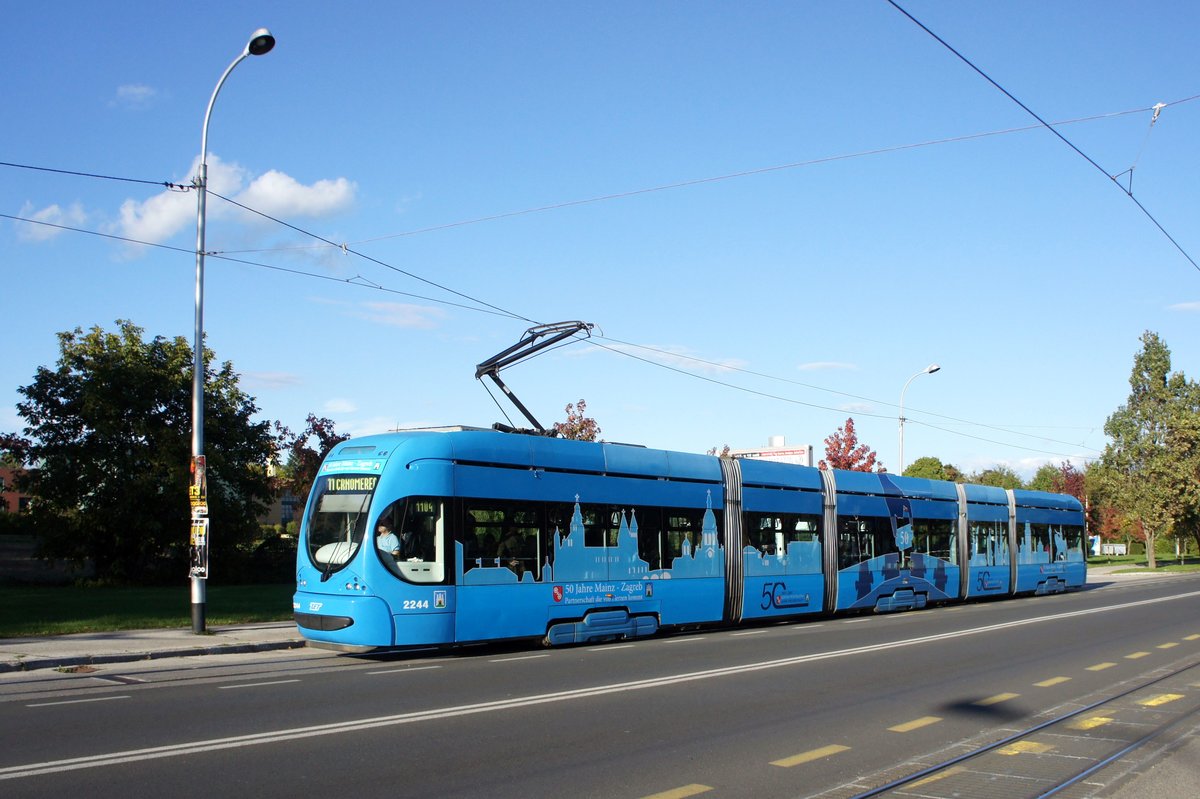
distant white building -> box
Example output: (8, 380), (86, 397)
(729, 435), (814, 467)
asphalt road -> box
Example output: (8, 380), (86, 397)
(2, 574), (1198, 798)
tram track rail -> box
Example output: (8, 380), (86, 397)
(842, 656), (1200, 799)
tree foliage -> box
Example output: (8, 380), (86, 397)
(553, 399), (601, 441)
(2, 321), (278, 583)
(1093, 331), (1200, 568)
(276, 414), (349, 513)
(819, 417), (884, 472)
(970, 465), (1024, 490)
(902, 456), (962, 481)
(1027, 463), (1061, 493)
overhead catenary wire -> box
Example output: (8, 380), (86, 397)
(0, 212), (521, 319)
(886, 0), (1200, 275)
(0, 204), (1103, 462)
(8, 84), (1184, 459)
(591, 334), (1104, 455)
(200, 102), (1195, 256)
(205, 189), (535, 324)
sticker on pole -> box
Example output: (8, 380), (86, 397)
(190, 517), (210, 578)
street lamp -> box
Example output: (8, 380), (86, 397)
(190, 28), (275, 634)
(898, 363), (940, 475)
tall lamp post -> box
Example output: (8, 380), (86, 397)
(190, 28), (275, 634)
(898, 363), (941, 475)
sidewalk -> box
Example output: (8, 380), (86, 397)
(0, 621), (306, 673)
(0, 565), (1169, 673)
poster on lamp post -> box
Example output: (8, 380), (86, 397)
(189, 456), (209, 578)
(189, 517), (209, 578)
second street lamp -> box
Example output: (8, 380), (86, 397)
(189, 28), (276, 635)
(897, 363), (940, 474)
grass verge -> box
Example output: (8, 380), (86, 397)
(0, 584), (293, 638)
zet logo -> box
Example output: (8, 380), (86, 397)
(552, 585), (564, 603)
(308, 602), (324, 612)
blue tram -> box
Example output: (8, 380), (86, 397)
(293, 428), (1086, 651)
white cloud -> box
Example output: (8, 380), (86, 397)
(238, 171), (356, 219)
(1168, 301), (1200, 312)
(324, 398), (359, 415)
(338, 417), (440, 438)
(839, 402), (874, 414)
(111, 154), (355, 249)
(114, 181), (197, 245)
(243, 371), (303, 390)
(112, 84), (159, 109)
(353, 301), (447, 329)
(16, 201), (87, 241)
(798, 361), (858, 371)
(577, 342), (745, 374)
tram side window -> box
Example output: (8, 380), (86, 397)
(627, 506), (664, 571)
(969, 521), (1006, 566)
(577, 504), (610, 548)
(837, 516), (894, 570)
(663, 507), (707, 566)
(744, 512), (822, 559)
(462, 501), (545, 580)
(1061, 524), (1085, 561)
(912, 519), (955, 563)
(375, 497), (446, 583)
(1025, 523), (1052, 564)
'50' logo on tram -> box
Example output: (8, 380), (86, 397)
(760, 582), (811, 610)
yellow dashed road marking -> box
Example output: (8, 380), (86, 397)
(998, 740), (1054, 756)
(889, 716), (942, 732)
(1068, 716), (1113, 730)
(1126, 652), (1151, 659)
(1035, 676), (1070, 687)
(1184, 634), (1199, 641)
(1157, 642), (1179, 650)
(974, 692), (1019, 706)
(641, 785), (713, 799)
(908, 766), (966, 787)
(1139, 693), (1185, 707)
(1087, 662), (1117, 671)
(771, 744), (851, 768)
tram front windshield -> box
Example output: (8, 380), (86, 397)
(305, 473), (378, 574)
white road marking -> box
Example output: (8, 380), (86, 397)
(217, 680), (301, 690)
(366, 665), (443, 675)
(27, 696), (130, 708)
(5, 589), (1198, 781)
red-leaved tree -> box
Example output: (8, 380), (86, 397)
(553, 399), (601, 441)
(819, 417), (885, 472)
(276, 414), (350, 512)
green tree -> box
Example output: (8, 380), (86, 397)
(903, 455), (963, 481)
(970, 465), (1024, 490)
(2, 321), (277, 583)
(1165, 378), (1200, 555)
(1027, 463), (1061, 493)
(553, 399), (601, 441)
(819, 417), (884, 472)
(1094, 331), (1199, 568)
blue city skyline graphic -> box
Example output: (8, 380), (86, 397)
(458, 493), (723, 586)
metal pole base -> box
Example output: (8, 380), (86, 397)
(190, 576), (207, 634)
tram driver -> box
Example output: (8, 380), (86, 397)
(376, 521), (400, 557)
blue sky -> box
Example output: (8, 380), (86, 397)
(3, 1), (1198, 478)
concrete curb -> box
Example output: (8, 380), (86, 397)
(0, 638), (307, 674)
